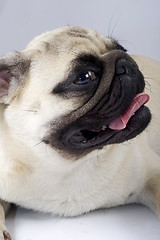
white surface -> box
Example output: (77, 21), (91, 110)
(6, 205), (160, 240)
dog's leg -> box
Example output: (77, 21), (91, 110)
(0, 201), (11, 240)
(146, 174), (160, 217)
(139, 174), (160, 217)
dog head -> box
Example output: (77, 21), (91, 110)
(0, 26), (151, 159)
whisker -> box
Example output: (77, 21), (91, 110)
(139, 68), (154, 80)
(144, 80), (152, 93)
(33, 141), (43, 148)
(144, 77), (151, 79)
(107, 8), (120, 38)
(110, 16), (120, 39)
(22, 109), (38, 113)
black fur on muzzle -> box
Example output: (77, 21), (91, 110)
(43, 50), (151, 157)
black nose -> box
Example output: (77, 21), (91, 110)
(115, 58), (131, 76)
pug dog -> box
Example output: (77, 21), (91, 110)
(0, 26), (160, 239)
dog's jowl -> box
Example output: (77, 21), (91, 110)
(0, 26), (160, 239)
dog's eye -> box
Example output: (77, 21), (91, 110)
(74, 71), (96, 85)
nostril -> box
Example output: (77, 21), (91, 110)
(115, 65), (126, 75)
(115, 59), (130, 76)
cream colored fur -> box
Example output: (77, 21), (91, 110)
(0, 27), (160, 239)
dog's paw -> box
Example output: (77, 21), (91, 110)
(0, 201), (11, 240)
(0, 229), (11, 240)
(0, 224), (10, 240)
(0, 231), (11, 240)
(3, 231), (11, 240)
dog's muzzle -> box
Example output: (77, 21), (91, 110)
(44, 50), (151, 156)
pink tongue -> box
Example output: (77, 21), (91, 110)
(109, 93), (150, 130)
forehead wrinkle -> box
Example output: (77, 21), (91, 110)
(25, 27), (112, 58)
(57, 31), (109, 55)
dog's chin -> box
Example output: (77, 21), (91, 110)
(62, 105), (151, 151)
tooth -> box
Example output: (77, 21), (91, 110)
(102, 125), (107, 131)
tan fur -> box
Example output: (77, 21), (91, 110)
(145, 175), (160, 216)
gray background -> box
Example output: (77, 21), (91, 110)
(0, 0), (160, 61)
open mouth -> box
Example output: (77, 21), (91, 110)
(68, 93), (150, 148)
(46, 51), (152, 155)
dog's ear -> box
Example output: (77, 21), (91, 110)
(0, 53), (30, 104)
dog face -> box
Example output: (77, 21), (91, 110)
(0, 27), (151, 159)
